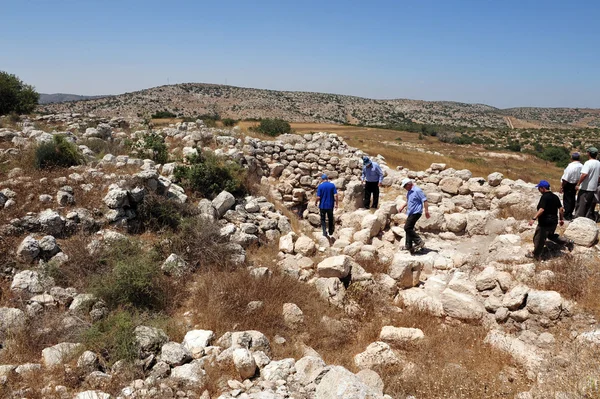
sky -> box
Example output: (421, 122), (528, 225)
(1, 0), (599, 108)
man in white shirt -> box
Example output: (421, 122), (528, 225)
(560, 152), (582, 220)
(576, 147), (600, 219)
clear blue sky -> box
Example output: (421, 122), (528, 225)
(2, 0), (598, 108)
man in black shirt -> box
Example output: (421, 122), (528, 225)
(527, 180), (574, 260)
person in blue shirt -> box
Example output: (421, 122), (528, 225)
(399, 178), (430, 253)
(315, 174), (338, 237)
(361, 156), (384, 209)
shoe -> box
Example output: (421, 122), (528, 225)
(566, 240), (575, 252)
(525, 252), (534, 259)
(413, 241), (425, 252)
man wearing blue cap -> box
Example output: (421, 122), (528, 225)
(560, 152), (582, 220)
(527, 180), (573, 259)
(361, 156), (384, 209)
(315, 174), (338, 238)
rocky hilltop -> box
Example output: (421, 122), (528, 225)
(38, 84), (600, 128)
(1, 113), (600, 398)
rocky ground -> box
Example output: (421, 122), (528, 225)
(37, 84), (600, 128)
(1, 113), (600, 398)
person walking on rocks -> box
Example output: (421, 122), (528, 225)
(527, 180), (574, 260)
(361, 156), (384, 209)
(399, 178), (430, 253)
(315, 174), (338, 238)
(575, 147), (600, 220)
(560, 152), (582, 220)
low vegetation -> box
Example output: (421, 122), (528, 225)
(256, 118), (291, 136)
(174, 153), (247, 199)
(130, 132), (168, 164)
(35, 134), (83, 169)
(0, 71), (39, 115)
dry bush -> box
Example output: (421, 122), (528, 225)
(186, 267), (344, 360)
(537, 255), (600, 318)
(377, 310), (530, 398)
(79, 138), (130, 158)
(0, 309), (83, 365)
(50, 234), (107, 290)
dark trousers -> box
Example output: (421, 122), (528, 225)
(364, 181), (379, 209)
(320, 208), (334, 236)
(404, 213), (423, 249)
(563, 182), (577, 219)
(533, 223), (568, 258)
(576, 190), (596, 220)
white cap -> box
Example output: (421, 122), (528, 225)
(401, 178), (412, 187)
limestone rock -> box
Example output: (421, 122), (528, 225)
(379, 326), (424, 346)
(159, 342), (192, 366)
(0, 307), (26, 338)
(295, 356), (326, 385)
(42, 342), (83, 367)
(212, 191), (236, 217)
(564, 217), (599, 246)
(316, 366), (385, 399)
(502, 285), (529, 310)
(135, 326), (168, 354)
(439, 177), (463, 195)
(389, 253), (422, 288)
(171, 360), (206, 385)
(317, 255), (352, 279)
(487, 172), (504, 187)
(11, 270), (54, 293)
(526, 290), (563, 320)
(182, 330), (214, 356)
(354, 341), (401, 370)
(441, 289), (486, 321)
(445, 213), (467, 233)
(232, 348), (257, 380)
(295, 235), (316, 256)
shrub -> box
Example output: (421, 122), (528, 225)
(134, 193), (197, 232)
(257, 118), (291, 136)
(538, 145), (570, 168)
(35, 134), (83, 169)
(82, 310), (139, 365)
(132, 132), (168, 164)
(151, 110), (176, 118)
(91, 240), (167, 311)
(222, 118), (237, 127)
(174, 153), (246, 199)
(0, 71), (39, 115)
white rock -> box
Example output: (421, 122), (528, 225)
(475, 266), (497, 291)
(232, 348), (257, 380)
(74, 391), (111, 399)
(11, 270), (54, 293)
(279, 232), (296, 254)
(212, 191), (236, 217)
(444, 213), (467, 233)
(295, 356), (326, 385)
(439, 177), (463, 195)
(354, 341), (401, 370)
(526, 290), (563, 320)
(441, 289), (486, 321)
(388, 253), (422, 288)
(564, 217), (599, 246)
(16, 235), (40, 263)
(171, 361), (206, 385)
(316, 366), (384, 399)
(502, 285), (529, 310)
(0, 307), (26, 337)
(283, 303), (304, 328)
(487, 172), (504, 187)
(159, 342), (192, 366)
(135, 326), (168, 354)
(295, 235), (316, 256)
(262, 358), (295, 381)
(42, 342), (83, 367)
(379, 326), (424, 346)
(161, 253), (189, 277)
(317, 255), (352, 279)
(182, 330), (214, 356)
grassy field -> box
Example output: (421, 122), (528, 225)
(238, 121), (564, 185)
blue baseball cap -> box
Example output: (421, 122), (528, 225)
(321, 174), (328, 180)
(535, 180), (550, 189)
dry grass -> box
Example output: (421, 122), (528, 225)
(536, 255), (600, 319)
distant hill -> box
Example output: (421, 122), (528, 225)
(37, 84), (600, 129)
(39, 93), (110, 104)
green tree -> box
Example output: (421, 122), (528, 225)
(257, 118), (291, 136)
(0, 71), (39, 115)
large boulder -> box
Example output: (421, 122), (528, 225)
(212, 191), (236, 217)
(182, 330), (214, 357)
(439, 177), (463, 195)
(317, 255), (352, 279)
(361, 214), (382, 238)
(158, 342), (192, 366)
(466, 211), (490, 236)
(171, 360), (206, 385)
(295, 235), (316, 256)
(42, 342), (83, 367)
(232, 348), (257, 380)
(16, 236), (40, 263)
(487, 172), (504, 187)
(342, 181), (365, 211)
(564, 217), (599, 246)
(354, 341), (401, 370)
(441, 289), (486, 321)
(445, 213), (467, 233)
(11, 270), (54, 293)
(526, 290), (563, 320)
(418, 211), (445, 232)
(295, 356), (326, 385)
(314, 277), (346, 307)
(316, 366), (385, 399)
(388, 253), (422, 288)
(134, 326), (168, 355)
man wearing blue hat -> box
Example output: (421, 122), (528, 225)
(361, 156), (384, 209)
(560, 152), (582, 221)
(315, 174), (338, 238)
(527, 180), (573, 259)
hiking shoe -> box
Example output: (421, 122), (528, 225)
(566, 239), (575, 252)
(525, 252), (540, 260)
(413, 241), (425, 252)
